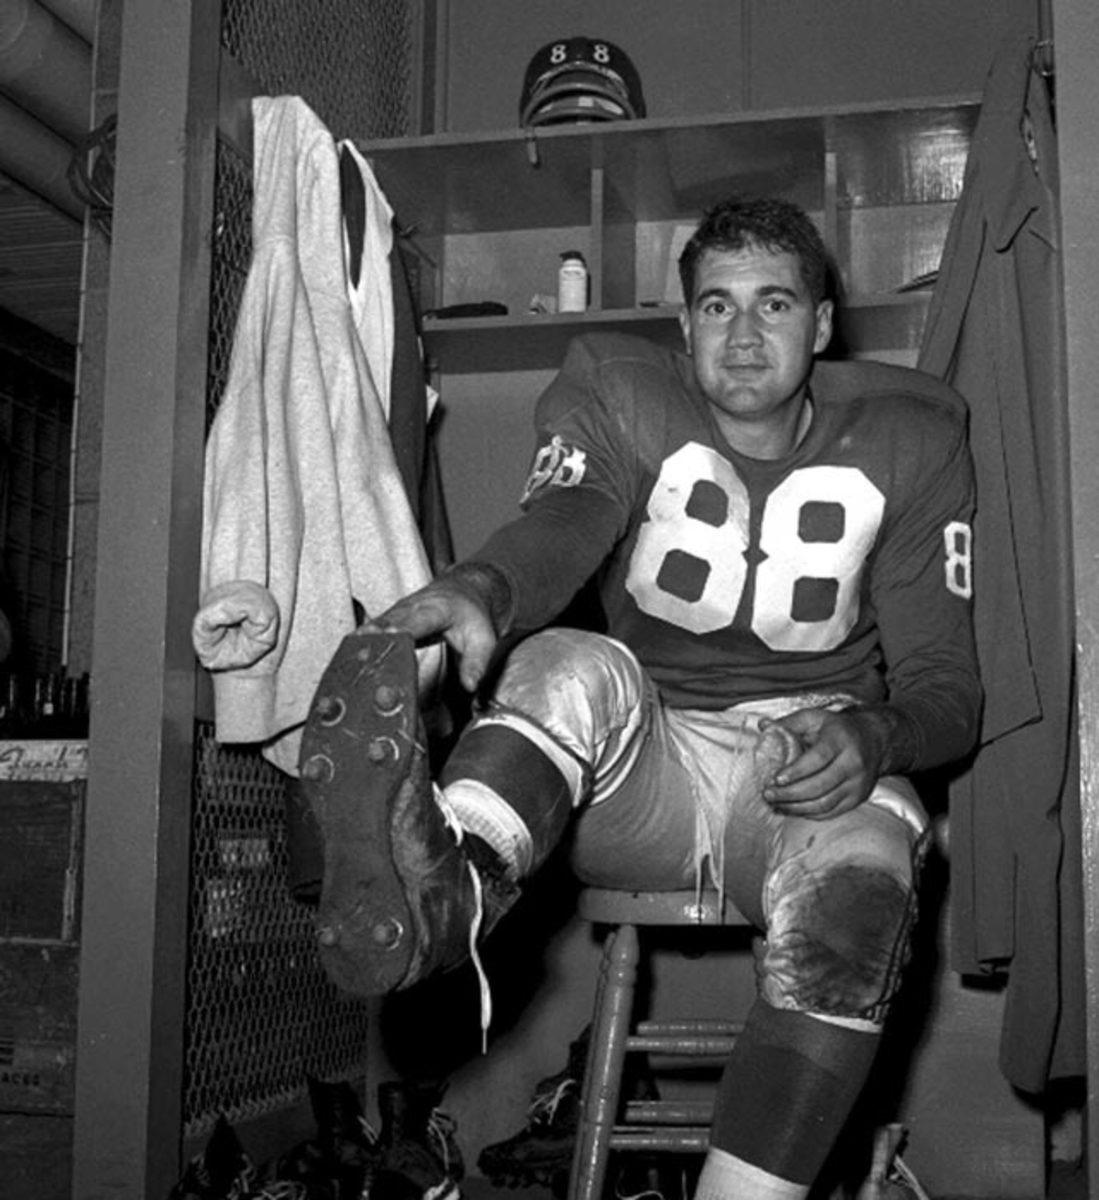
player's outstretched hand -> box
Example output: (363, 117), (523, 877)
(368, 577), (498, 693)
(760, 707), (887, 819)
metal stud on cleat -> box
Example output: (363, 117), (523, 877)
(371, 917), (404, 949)
(301, 753), (334, 782)
(314, 694), (346, 725)
(373, 683), (403, 715)
(366, 735), (400, 765)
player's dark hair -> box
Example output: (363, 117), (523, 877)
(678, 196), (830, 305)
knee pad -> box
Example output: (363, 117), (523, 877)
(496, 628), (641, 704)
(492, 629), (647, 756)
(759, 861), (918, 1023)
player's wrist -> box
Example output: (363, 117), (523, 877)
(441, 561), (516, 637)
(842, 703), (922, 776)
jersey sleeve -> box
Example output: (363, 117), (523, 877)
(471, 336), (650, 632)
(870, 403), (982, 769)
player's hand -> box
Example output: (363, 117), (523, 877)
(367, 578), (498, 693)
(760, 707), (887, 820)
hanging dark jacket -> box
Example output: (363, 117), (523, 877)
(918, 33), (1084, 1093)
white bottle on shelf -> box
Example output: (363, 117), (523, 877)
(557, 250), (588, 313)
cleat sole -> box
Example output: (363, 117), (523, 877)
(299, 630), (422, 994)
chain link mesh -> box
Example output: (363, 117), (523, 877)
(206, 137), (252, 428)
(221, 0), (416, 140)
(185, 0), (419, 1140)
(184, 726), (371, 1138)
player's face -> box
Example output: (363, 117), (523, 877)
(680, 244), (833, 456)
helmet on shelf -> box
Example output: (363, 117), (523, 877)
(519, 37), (646, 127)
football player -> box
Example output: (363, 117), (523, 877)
(300, 195), (981, 1200)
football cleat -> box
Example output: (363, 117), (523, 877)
(478, 1026), (675, 1199)
(477, 1028), (587, 1194)
(299, 630), (515, 996)
(371, 1080), (464, 1200)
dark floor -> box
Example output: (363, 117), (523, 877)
(463, 1179), (555, 1200)
(457, 1165), (1064, 1200)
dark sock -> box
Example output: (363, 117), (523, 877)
(442, 723), (573, 865)
(710, 1000), (881, 1185)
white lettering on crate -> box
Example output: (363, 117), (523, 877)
(0, 741), (87, 782)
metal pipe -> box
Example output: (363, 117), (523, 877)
(0, 91), (84, 221)
(0, 0), (92, 143)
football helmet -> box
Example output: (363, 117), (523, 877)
(519, 37), (646, 127)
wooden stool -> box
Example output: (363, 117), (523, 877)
(567, 888), (753, 1200)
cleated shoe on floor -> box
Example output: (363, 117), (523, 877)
(477, 1075), (578, 1194)
(299, 630), (516, 996)
(478, 1025), (673, 1199)
(371, 1080), (464, 1200)
(477, 1026), (590, 1192)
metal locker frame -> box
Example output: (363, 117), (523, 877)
(1053, 0), (1099, 1182)
(72, 2), (221, 1195)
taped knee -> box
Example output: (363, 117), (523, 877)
(760, 862), (918, 1023)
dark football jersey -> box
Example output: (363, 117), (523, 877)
(475, 333), (980, 768)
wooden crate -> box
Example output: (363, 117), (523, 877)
(0, 778), (83, 943)
(0, 1112), (73, 1199)
(0, 741), (86, 1120)
(0, 943), (80, 1113)
(0, 740), (87, 784)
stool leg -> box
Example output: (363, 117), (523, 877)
(569, 923), (640, 1200)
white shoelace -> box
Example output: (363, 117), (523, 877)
(426, 1107), (460, 1174)
(890, 1155), (932, 1200)
(527, 1076), (577, 1125)
(434, 786), (493, 1049)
